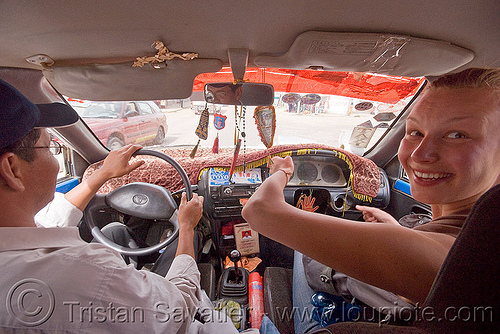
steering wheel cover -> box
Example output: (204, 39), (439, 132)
(84, 149), (192, 256)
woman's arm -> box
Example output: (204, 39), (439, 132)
(241, 157), (455, 303)
(356, 205), (400, 225)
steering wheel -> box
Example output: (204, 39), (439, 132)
(83, 149), (193, 257)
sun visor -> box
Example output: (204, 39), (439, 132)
(43, 59), (222, 101)
(254, 31), (474, 77)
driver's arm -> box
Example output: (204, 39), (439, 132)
(35, 144), (144, 228)
(64, 144), (144, 211)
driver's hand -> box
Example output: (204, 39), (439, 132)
(178, 192), (204, 231)
(100, 144), (145, 180)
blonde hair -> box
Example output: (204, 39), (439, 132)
(429, 68), (500, 92)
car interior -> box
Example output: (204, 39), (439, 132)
(1, 0), (498, 333)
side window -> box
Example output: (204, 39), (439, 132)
(125, 102), (139, 117)
(394, 167), (411, 196)
(400, 169), (409, 182)
(126, 102), (137, 112)
(137, 102), (154, 115)
(48, 130), (72, 181)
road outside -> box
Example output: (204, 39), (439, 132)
(160, 106), (382, 153)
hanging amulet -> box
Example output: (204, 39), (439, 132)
(253, 105), (276, 148)
(195, 107), (209, 140)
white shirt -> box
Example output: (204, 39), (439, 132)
(0, 226), (202, 333)
(35, 192), (83, 228)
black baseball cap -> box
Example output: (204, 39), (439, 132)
(0, 79), (79, 149)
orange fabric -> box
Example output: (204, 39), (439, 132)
(193, 68), (424, 104)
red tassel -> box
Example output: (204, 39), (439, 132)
(229, 139), (242, 181)
(212, 134), (219, 153)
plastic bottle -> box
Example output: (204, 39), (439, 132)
(248, 272), (264, 329)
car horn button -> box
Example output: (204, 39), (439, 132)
(132, 194), (149, 205)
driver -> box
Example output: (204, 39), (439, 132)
(207, 83), (243, 105)
(0, 79), (228, 333)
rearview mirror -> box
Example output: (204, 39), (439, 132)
(204, 82), (274, 106)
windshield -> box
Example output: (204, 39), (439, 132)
(75, 102), (122, 119)
(66, 68), (425, 154)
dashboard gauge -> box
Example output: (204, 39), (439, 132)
(321, 164), (341, 184)
(296, 162), (318, 183)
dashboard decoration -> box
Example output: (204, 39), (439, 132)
(212, 113), (227, 153)
(253, 105), (276, 149)
(294, 189), (330, 214)
(85, 144), (380, 202)
(190, 107), (209, 158)
(296, 193), (319, 212)
(234, 222), (260, 256)
(209, 167), (262, 185)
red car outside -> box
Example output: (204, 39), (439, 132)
(73, 101), (168, 150)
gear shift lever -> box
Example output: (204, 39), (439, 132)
(230, 249), (242, 282)
(218, 249), (248, 305)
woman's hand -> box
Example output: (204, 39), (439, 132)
(356, 205), (400, 226)
(269, 156), (294, 182)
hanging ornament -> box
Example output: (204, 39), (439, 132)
(230, 104), (246, 181)
(190, 107), (209, 158)
(212, 134), (219, 153)
(254, 105), (276, 148)
(234, 105), (239, 145)
(229, 139), (242, 181)
(212, 113), (227, 154)
(214, 113), (227, 131)
(254, 105), (276, 165)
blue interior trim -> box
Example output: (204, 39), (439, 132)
(394, 179), (411, 196)
(56, 178), (79, 194)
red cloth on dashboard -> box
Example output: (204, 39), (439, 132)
(83, 144), (380, 197)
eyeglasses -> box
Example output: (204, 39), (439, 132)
(19, 140), (64, 155)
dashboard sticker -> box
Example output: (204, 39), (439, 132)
(209, 167), (262, 185)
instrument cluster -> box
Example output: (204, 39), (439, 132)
(288, 157), (348, 187)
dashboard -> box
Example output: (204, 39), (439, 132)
(289, 156), (347, 187)
(196, 149), (390, 258)
(198, 150), (390, 216)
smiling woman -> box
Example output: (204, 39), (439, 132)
(241, 68), (500, 332)
(398, 70), (500, 216)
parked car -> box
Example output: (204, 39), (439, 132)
(72, 100), (168, 150)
